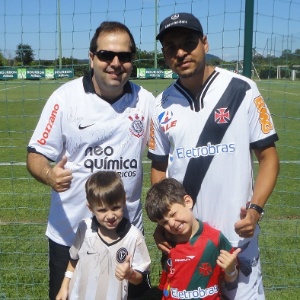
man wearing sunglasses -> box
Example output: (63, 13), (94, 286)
(27, 21), (154, 299)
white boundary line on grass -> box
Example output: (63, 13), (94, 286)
(0, 160), (300, 166)
(0, 85), (25, 92)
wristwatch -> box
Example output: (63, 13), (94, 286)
(246, 203), (264, 221)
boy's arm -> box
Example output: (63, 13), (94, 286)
(55, 260), (77, 300)
(217, 248), (241, 282)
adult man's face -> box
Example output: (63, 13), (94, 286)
(90, 30), (133, 100)
(161, 28), (208, 79)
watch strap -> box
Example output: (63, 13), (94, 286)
(246, 203), (264, 214)
(247, 203), (264, 221)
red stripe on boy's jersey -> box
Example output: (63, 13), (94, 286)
(161, 222), (229, 299)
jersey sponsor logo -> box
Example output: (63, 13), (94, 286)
(78, 123), (95, 130)
(84, 145), (137, 178)
(174, 255), (195, 262)
(158, 110), (177, 132)
(148, 119), (156, 150)
(116, 247), (128, 263)
(254, 95), (273, 134)
(214, 107), (230, 124)
(163, 284), (171, 298)
(37, 103), (59, 145)
(128, 113), (145, 138)
(169, 285), (219, 299)
(199, 262), (213, 276)
(159, 110), (173, 124)
(176, 142), (235, 159)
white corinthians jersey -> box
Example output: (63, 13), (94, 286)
(69, 217), (151, 300)
(28, 72), (155, 246)
(148, 67), (278, 246)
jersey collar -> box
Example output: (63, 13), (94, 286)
(174, 69), (219, 111)
(91, 215), (132, 239)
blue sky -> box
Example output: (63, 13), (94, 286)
(0, 0), (300, 62)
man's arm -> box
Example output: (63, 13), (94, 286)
(235, 144), (279, 237)
(252, 144), (280, 208)
(27, 152), (73, 193)
(27, 152), (53, 185)
(150, 160), (168, 184)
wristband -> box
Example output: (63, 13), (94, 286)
(225, 266), (237, 277)
(65, 271), (73, 279)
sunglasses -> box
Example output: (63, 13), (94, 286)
(93, 50), (133, 63)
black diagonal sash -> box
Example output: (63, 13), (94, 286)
(182, 78), (251, 203)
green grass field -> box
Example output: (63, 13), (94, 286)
(0, 77), (299, 299)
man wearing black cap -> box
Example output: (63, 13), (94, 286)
(148, 12), (279, 300)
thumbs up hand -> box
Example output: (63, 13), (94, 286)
(115, 255), (132, 281)
(47, 156), (73, 192)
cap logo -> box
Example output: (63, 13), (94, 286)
(171, 14), (179, 20)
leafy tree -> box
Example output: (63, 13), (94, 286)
(54, 56), (79, 67)
(0, 51), (8, 66)
(134, 48), (155, 68)
(294, 49), (300, 56)
(15, 43), (34, 65)
(281, 49), (292, 59)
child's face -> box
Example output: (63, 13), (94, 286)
(157, 202), (195, 237)
(88, 200), (124, 231)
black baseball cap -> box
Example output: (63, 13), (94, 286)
(156, 12), (204, 41)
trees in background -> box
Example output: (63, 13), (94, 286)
(15, 44), (35, 65)
(0, 44), (299, 79)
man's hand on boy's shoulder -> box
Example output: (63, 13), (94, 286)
(153, 225), (175, 254)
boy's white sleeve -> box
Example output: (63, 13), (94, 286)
(131, 231), (151, 273)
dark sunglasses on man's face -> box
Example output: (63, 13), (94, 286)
(93, 50), (133, 63)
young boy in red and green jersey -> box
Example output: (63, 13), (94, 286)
(145, 178), (241, 300)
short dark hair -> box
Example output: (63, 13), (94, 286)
(145, 178), (187, 222)
(89, 21), (136, 55)
(85, 171), (126, 207)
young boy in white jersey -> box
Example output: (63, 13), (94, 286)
(56, 171), (151, 300)
(145, 178), (241, 300)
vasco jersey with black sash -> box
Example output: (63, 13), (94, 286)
(68, 217), (151, 300)
(148, 67), (279, 246)
(159, 220), (233, 300)
(27, 72), (155, 246)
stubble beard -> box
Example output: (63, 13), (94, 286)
(177, 60), (206, 79)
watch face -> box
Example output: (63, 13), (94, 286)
(258, 211), (264, 221)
